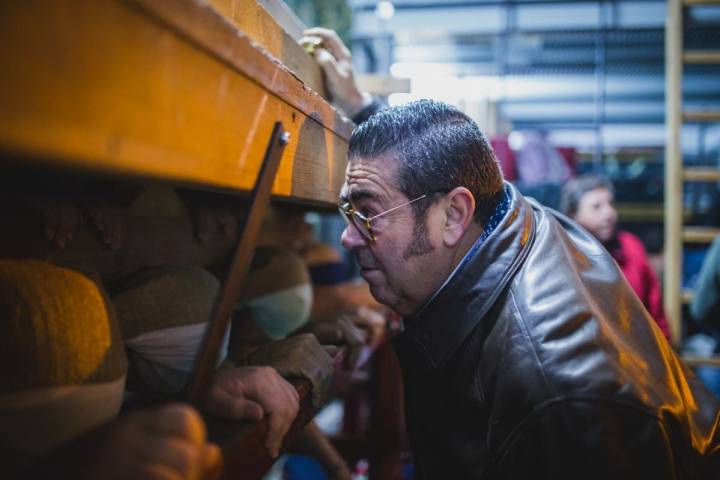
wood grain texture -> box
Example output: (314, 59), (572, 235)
(0, 0), (351, 206)
(208, 0), (327, 97)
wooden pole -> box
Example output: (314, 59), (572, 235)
(664, 0), (683, 346)
(187, 122), (288, 408)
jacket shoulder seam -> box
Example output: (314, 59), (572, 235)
(506, 287), (556, 397)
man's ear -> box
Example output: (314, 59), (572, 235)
(442, 187), (475, 247)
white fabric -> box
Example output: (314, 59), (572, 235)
(243, 284), (313, 340)
(125, 322), (229, 372)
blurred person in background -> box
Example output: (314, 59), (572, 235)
(561, 174), (671, 341)
(690, 234), (720, 330)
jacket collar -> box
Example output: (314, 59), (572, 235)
(399, 182), (536, 371)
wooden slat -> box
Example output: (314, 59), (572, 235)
(0, 0), (351, 206)
(616, 203), (664, 221)
(683, 226), (720, 243)
(684, 0), (720, 5)
(682, 356), (720, 368)
(683, 167), (720, 182)
(683, 51), (720, 64)
(616, 204), (696, 222)
(665, 0), (684, 346)
(683, 111), (720, 122)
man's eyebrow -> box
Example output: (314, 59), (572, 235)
(349, 189), (379, 203)
(338, 188), (379, 204)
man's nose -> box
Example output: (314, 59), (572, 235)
(341, 222), (368, 250)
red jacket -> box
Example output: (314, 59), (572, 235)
(608, 231), (671, 341)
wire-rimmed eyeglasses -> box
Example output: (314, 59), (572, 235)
(338, 194), (431, 243)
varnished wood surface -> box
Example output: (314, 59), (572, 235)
(208, 0), (327, 97)
(0, 0), (352, 206)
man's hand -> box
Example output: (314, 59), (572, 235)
(177, 190), (239, 244)
(82, 200), (127, 251)
(300, 27), (371, 119)
(93, 404), (221, 480)
(242, 334), (334, 408)
(206, 366), (300, 458)
(23, 195), (81, 249)
(350, 306), (387, 350)
(191, 208), (237, 245)
(306, 306), (386, 366)
(306, 315), (367, 368)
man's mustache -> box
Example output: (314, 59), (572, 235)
(355, 251), (379, 270)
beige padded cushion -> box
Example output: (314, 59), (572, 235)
(0, 260), (127, 392)
(113, 264), (221, 340)
(239, 246), (310, 302)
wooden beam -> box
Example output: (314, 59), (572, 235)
(683, 111), (720, 122)
(0, 0), (351, 206)
(207, 0), (326, 97)
(683, 226), (720, 243)
(356, 74), (411, 96)
(616, 203), (664, 221)
(665, 0), (684, 346)
(684, 0), (720, 5)
(683, 167), (720, 182)
(683, 51), (720, 64)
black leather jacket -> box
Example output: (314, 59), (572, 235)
(393, 183), (720, 479)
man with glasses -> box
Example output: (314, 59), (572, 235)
(337, 99), (720, 479)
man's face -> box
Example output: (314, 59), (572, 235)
(573, 187), (618, 243)
(340, 155), (442, 316)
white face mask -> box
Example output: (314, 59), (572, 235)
(245, 284), (313, 340)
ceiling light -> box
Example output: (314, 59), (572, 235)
(375, 1), (395, 20)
